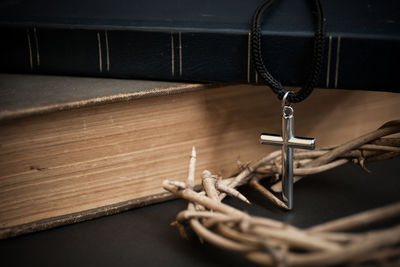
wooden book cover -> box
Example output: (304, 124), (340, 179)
(0, 74), (399, 239)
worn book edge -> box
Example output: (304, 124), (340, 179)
(0, 192), (174, 239)
(0, 74), (215, 121)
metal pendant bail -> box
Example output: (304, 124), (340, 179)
(282, 91), (291, 108)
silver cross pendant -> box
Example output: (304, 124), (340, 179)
(260, 92), (315, 210)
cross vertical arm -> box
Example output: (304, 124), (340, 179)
(260, 105), (315, 210)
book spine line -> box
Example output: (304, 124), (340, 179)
(0, 26), (398, 91)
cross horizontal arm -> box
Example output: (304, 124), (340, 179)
(288, 137), (315, 150)
(260, 134), (315, 150)
(260, 133), (283, 146)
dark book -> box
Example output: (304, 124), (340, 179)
(0, 0), (399, 91)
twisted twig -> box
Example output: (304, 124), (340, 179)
(163, 121), (400, 266)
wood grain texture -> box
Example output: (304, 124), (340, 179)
(0, 84), (399, 238)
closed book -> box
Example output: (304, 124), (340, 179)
(0, 0), (399, 91)
(0, 74), (399, 239)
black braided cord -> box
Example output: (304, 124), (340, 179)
(250, 0), (326, 103)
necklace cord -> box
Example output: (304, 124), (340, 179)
(250, 0), (326, 103)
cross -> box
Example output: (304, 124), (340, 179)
(260, 104), (315, 210)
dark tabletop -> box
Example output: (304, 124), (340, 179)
(1, 158), (399, 267)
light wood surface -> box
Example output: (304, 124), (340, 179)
(0, 84), (399, 238)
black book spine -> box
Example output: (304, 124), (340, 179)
(1, 26), (399, 92)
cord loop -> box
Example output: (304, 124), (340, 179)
(250, 0), (326, 103)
